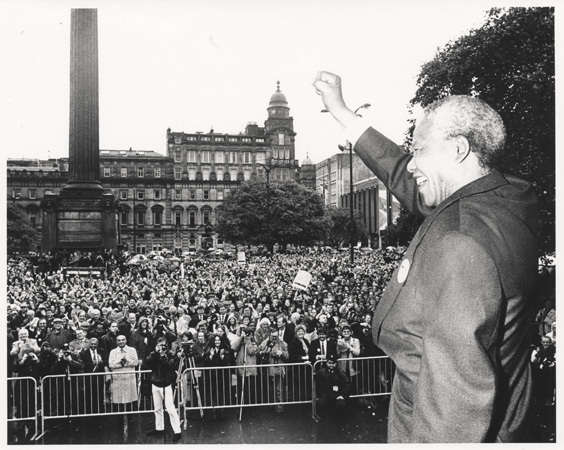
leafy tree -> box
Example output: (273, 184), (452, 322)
(409, 7), (554, 253)
(216, 179), (330, 252)
(7, 204), (39, 255)
(386, 206), (424, 248)
(325, 207), (368, 248)
(391, 8), (554, 251)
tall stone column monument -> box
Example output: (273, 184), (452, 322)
(41, 9), (117, 252)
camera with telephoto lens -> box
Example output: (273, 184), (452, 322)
(242, 327), (255, 335)
(63, 343), (70, 357)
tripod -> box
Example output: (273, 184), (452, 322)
(181, 353), (204, 418)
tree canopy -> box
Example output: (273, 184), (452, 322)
(7, 204), (39, 255)
(398, 7), (554, 252)
(326, 207), (368, 248)
(216, 179), (330, 252)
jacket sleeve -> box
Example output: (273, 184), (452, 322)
(354, 127), (432, 217)
(411, 232), (501, 442)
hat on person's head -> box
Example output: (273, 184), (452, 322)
(52, 318), (63, 324)
(326, 353), (338, 363)
(341, 323), (351, 331)
(196, 304), (205, 310)
(317, 326), (327, 335)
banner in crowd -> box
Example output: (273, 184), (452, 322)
(292, 270), (312, 291)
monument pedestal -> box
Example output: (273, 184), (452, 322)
(41, 189), (117, 252)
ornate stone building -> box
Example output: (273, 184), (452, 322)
(7, 82), (301, 254)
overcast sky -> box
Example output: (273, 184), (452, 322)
(0, 0), (554, 166)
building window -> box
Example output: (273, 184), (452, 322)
(201, 136), (210, 141)
(278, 133), (284, 146)
(285, 148), (290, 159)
(187, 151), (196, 163)
(201, 151), (211, 163)
(103, 167), (110, 177)
(202, 168), (210, 181)
(229, 137), (238, 142)
(175, 137), (182, 144)
(120, 190), (128, 200)
(121, 210), (128, 225)
(175, 211), (182, 226)
(242, 138), (251, 142)
(188, 167), (196, 180)
(243, 152), (251, 163)
(216, 168), (224, 180)
(154, 167), (161, 178)
(229, 152), (237, 164)
(203, 190), (209, 200)
(136, 211), (145, 226)
(154, 189), (161, 200)
(244, 169), (251, 181)
(174, 152), (182, 162)
(189, 234), (197, 246)
(281, 169), (288, 181)
(217, 190), (224, 201)
(214, 137), (224, 142)
(203, 210), (210, 225)
(175, 189), (182, 200)
(189, 211), (196, 226)
(256, 152), (266, 164)
(28, 189), (37, 199)
(189, 189), (196, 200)
(216, 152), (225, 164)
(174, 167), (182, 180)
(137, 190), (145, 200)
(121, 168), (127, 177)
(187, 136), (196, 141)
(153, 211), (162, 227)
(256, 138), (264, 143)
(137, 167), (145, 177)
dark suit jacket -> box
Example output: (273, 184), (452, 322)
(80, 347), (107, 373)
(356, 127), (538, 443)
(308, 338), (338, 367)
(288, 337), (310, 363)
(279, 326), (295, 345)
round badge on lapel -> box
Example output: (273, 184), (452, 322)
(397, 259), (410, 284)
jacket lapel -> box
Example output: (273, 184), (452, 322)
(373, 171), (508, 343)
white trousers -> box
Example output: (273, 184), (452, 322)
(152, 384), (181, 433)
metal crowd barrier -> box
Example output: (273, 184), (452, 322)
(180, 355), (394, 424)
(8, 355), (394, 441)
(8, 376), (39, 440)
(36, 368), (161, 440)
(180, 361), (315, 424)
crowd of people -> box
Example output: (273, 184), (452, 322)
(6, 245), (555, 440)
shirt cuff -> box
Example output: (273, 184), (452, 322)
(343, 116), (371, 146)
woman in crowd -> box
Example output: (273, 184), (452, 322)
(203, 333), (234, 418)
(288, 324), (311, 401)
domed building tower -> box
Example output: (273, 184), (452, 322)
(264, 81), (297, 181)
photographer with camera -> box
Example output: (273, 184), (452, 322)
(233, 323), (258, 417)
(258, 327), (289, 415)
(143, 337), (182, 442)
(152, 315), (177, 348)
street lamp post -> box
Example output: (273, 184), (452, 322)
(322, 103), (370, 265)
(256, 158), (294, 252)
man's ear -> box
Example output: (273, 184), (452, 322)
(453, 135), (471, 164)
